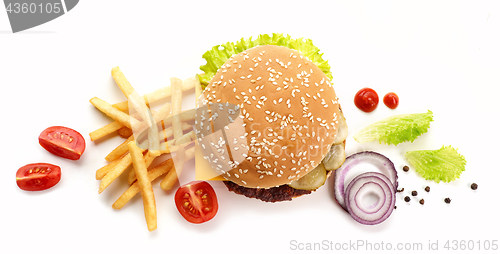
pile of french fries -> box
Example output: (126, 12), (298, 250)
(90, 67), (201, 231)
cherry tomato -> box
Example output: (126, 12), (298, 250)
(175, 181), (218, 224)
(16, 163), (61, 191)
(383, 92), (399, 109)
(354, 88), (379, 113)
(39, 126), (86, 160)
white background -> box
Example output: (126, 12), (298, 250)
(1, 1), (499, 253)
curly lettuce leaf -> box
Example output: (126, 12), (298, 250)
(198, 33), (332, 87)
(405, 146), (466, 183)
(353, 110), (433, 146)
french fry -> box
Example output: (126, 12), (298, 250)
(158, 122), (193, 144)
(128, 132), (196, 184)
(89, 120), (124, 141)
(162, 108), (196, 125)
(128, 141), (157, 232)
(161, 77), (185, 190)
(106, 122), (192, 162)
(105, 105), (167, 162)
(117, 127), (133, 138)
(195, 75), (202, 107)
(89, 109), (156, 142)
(105, 135), (134, 162)
(160, 165), (180, 191)
(115, 159), (173, 210)
(89, 97), (141, 129)
(99, 144), (161, 193)
(111, 66), (161, 153)
(98, 152), (133, 194)
(111, 66), (136, 99)
(130, 100), (172, 139)
(96, 156), (123, 180)
(112, 76), (198, 112)
(174, 131), (196, 147)
(114, 146), (195, 210)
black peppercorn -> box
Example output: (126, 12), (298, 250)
(471, 183), (478, 190)
(397, 187), (404, 193)
(424, 186), (430, 192)
(444, 198), (451, 204)
(404, 196), (411, 202)
(403, 166), (409, 172)
(419, 199), (425, 205)
(411, 190), (418, 196)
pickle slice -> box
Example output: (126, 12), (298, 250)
(322, 144), (346, 171)
(333, 110), (348, 145)
(288, 163), (327, 190)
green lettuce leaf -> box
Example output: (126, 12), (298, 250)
(353, 110), (434, 146)
(198, 33), (332, 87)
(405, 146), (466, 183)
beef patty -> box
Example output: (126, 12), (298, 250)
(223, 181), (312, 202)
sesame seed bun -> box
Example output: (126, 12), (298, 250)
(200, 45), (341, 189)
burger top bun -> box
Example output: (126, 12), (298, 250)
(200, 45), (341, 188)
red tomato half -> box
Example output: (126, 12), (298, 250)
(174, 181), (218, 224)
(39, 126), (86, 160)
(16, 163), (61, 191)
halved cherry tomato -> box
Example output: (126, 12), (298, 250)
(16, 163), (61, 191)
(174, 181), (218, 224)
(39, 126), (85, 160)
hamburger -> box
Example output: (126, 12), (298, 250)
(196, 34), (347, 202)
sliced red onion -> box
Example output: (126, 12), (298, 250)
(334, 151), (398, 210)
(345, 172), (395, 225)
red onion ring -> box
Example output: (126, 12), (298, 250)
(334, 151), (398, 210)
(344, 172), (396, 225)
